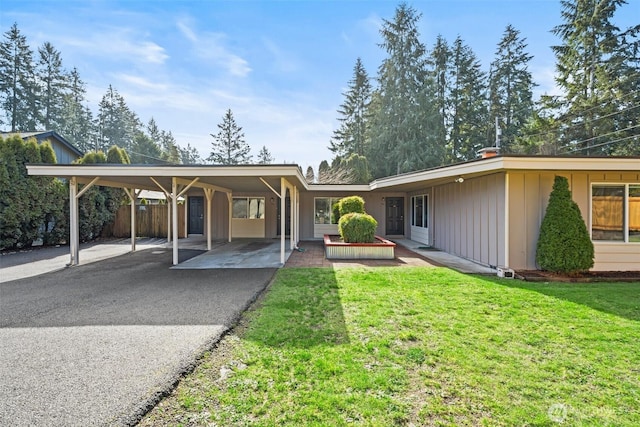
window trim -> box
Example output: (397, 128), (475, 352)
(411, 194), (428, 229)
(314, 197), (341, 225)
(590, 183), (639, 244)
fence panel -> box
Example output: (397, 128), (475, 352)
(103, 204), (186, 238)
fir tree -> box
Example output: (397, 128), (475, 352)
(256, 145), (274, 164)
(0, 23), (40, 131)
(489, 25), (535, 153)
(367, 3), (443, 178)
(37, 42), (68, 130)
(208, 109), (251, 165)
(551, 0), (639, 155)
(329, 57), (372, 159)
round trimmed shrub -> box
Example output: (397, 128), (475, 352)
(338, 212), (378, 243)
(338, 196), (365, 216)
(536, 175), (594, 274)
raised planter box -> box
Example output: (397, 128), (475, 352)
(324, 235), (396, 260)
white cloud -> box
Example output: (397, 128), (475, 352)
(176, 17), (251, 78)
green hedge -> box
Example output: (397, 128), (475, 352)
(338, 212), (378, 243)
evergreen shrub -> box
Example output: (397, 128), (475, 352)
(338, 212), (378, 243)
(338, 196), (365, 216)
(536, 175), (594, 274)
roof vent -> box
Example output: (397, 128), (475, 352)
(478, 147), (500, 159)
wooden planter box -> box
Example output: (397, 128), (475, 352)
(324, 235), (396, 260)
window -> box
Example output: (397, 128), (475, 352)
(233, 197), (264, 219)
(411, 195), (428, 228)
(315, 197), (341, 224)
(591, 184), (639, 243)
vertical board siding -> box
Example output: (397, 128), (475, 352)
(432, 173), (506, 268)
(508, 171), (640, 270)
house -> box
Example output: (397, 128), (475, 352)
(27, 154), (639, 271)
(2, 131), (83, 164)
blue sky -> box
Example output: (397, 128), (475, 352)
(2, 0), (638, 170)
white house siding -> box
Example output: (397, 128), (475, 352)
(431, 173), (506, 268)
(507, 171), (640, 271)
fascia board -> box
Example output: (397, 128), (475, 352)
(307, 184), (372, 192)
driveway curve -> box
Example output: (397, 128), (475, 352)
(0, 247), (276, 426)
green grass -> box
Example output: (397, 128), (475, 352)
(141, 267), (640, 426)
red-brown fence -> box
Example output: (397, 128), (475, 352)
(102, 204), (186, 238)
(592, 196), (640, 231)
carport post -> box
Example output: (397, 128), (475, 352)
(280, 178), (286, 264)
(172, 177), (179, 265)
(204, 189), (215, 251)
(69, 177), (79, 265)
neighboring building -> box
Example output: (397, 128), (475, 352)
(1, 131), (83, 164)
(28, 155), (640, 271)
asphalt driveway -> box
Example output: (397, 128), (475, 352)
(0, 247), (276, 426)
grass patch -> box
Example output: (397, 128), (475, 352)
(141, 267), (640, 426)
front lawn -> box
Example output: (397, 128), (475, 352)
(141, 267), (640, 426)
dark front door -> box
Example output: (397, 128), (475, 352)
(385, 197), (404, 235)
(188, 196), (204, 234)
(276, 197), (291, 236)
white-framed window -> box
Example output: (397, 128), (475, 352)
(411, 195), (428, 228)
(232, 197), (265, 219)
(314, 197), (341, 224)
(591, 184), (640, 243)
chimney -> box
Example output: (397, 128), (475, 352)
(478, 147), (500, 159)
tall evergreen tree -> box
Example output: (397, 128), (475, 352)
(37, 42), (68, 130)
(96, 85), (140, 152)
(208, 109), (251, 165)
(256, 145), (274, 164)
(0, 23), (40, 131)
(59, 68), (95, 152)
(329, 57), (372, 160)
(179, 143), (202, 165)
(160, 130), (181, 164)
(305, 166), (315, 183)
(449, 36), (489, 161)
(489, 25), (535, 153)
(551, 0), (639, 155)
(130, 131), (163, 164)
(431, 35), (451, 148)
(367, 3), (443, 178)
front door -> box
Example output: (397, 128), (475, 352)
(385, 197), (404, 235)
(188, 196), (204, 234)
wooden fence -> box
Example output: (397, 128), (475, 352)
(102, 204), (186, 238)
(592, 196), (640, 231)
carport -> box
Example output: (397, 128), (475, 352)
(27, 164), (307, 267)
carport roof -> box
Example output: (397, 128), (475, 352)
(26, 163), (311, 194)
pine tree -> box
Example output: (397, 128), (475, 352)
(208, 109), (251, 165)
(160, 130), (181, 164)
(367, 3), (443, 178)
(489, 25), (535, 153)
(0, 23), (40, 131)
(329, 58), (372, 160)
(449, 36), (489, 162)
(551, 0), (638, 155)
(37, 42), (68, 130)
(256, 145), (274, 164)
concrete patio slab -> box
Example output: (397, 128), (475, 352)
(171, 239), (292, 269)
(394, 239), (497, 274)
